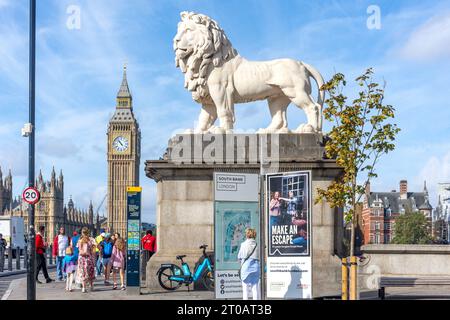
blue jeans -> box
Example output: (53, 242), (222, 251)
(56, 256), (65, 280)
(270, 215), (280, 227)
(96, 253), (103, 276)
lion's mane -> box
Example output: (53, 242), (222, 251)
(174, 12), (238, 104)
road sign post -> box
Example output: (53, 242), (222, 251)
(126, 186), (142, 295)
(22, 187), (40, 205)
(27, 0), (37, 301)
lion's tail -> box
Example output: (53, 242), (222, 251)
(302, 62), (325, 107)
(303, 62), (325, 131)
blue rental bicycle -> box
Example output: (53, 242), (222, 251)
(157, 244), (214, 291)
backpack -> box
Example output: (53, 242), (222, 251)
(103, 242), (113, 258)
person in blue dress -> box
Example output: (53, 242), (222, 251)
(237, 228), (260, 300)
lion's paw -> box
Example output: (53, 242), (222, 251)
(212, 127), (226, 134)
(295, 124), (315, 134)
(276, 127), (291, 134)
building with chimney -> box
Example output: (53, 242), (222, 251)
(0, 166), (106, 241)
(361, 180), (433, 244)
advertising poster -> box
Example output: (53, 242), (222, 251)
(214, 173), (260, 299)
(266, 171), (312, 299)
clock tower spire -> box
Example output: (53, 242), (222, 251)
(107, 65), (141, 237)
(116, 64), (132, 109)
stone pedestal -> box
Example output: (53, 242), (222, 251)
(145, 133), (344, 297)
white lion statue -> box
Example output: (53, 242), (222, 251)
(174, 11), (325, 134)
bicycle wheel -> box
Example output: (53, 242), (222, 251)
(202, 267), (215, 291)
(158, 266), (183, 291)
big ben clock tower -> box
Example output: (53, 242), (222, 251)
(107, 66), (141, 237)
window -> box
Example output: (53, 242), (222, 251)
(384, 234), (391, 243)
(281, 175), (306, 202)
(375, 233), (381, 244)
(385, 222), (391, 230)
(375, 222), (380, 231)
(385, 207), (392, 217)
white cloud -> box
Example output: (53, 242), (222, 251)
(399, 12), (450, 61)
(415, 149), (450, 207)
(0, 0), (10, 9)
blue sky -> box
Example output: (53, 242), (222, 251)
(0, 0), (450, 223)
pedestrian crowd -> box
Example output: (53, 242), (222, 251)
(36, 226), (128, 293)
(34, 225), (157, 294)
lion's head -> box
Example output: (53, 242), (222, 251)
(174, 12), (238, 103)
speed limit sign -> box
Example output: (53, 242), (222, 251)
(22, 187), (41, 205)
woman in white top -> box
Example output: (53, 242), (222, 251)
(237, 228), (260, 300)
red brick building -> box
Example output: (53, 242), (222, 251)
(361, 180), (433, 244)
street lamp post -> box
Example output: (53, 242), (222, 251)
(27, 0), (36, 300)
(259, 134), (266, 300)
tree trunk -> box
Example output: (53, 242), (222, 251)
(349, 211), (357, 300)
(350, 216), (355, 257)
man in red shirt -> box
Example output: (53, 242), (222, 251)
(35, 226), (53, 284)
(141, 230), (156, 280)
(142, 230), (156, 257)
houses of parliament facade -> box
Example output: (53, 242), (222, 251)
(0, 66), (140, 241)
(0, 166), (105, 242)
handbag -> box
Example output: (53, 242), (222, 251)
(238, 243), (257, 281)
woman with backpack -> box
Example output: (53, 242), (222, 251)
(76, 227), (96, 293)
(100, 234), (114, 285)
(110, 233), (126, 290)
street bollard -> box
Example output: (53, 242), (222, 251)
(49, 245), (53, 265)
(0, 247), (4, 272)
(24, 245), (28, 269)
(45, 247), (52, 265)
(8, 247), (13, 271)
(16, 247), (21, 270)
(342, 257), (348, 300)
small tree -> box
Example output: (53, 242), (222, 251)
(391, 212), (432, 244)
(316, 68), (400, 258)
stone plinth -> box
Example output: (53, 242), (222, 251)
(145, 133), (344, 297)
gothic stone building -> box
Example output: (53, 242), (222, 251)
(0, 168), (12, 214)
(432, 183), (450, 243)
(362, 180), (433, 244)
(0, 166), (104, 242)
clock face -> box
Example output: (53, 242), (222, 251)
(113, 136), (129, 152)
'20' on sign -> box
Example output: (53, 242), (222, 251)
(22, 187), (41, 205)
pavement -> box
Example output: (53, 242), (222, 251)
(0, 273), (26, 300)
(5, 270), (214, 300)
(3, 269), (450, 300)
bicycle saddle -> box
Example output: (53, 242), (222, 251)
(176, 255), (186, 260)
(199, 245), (208, 249)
